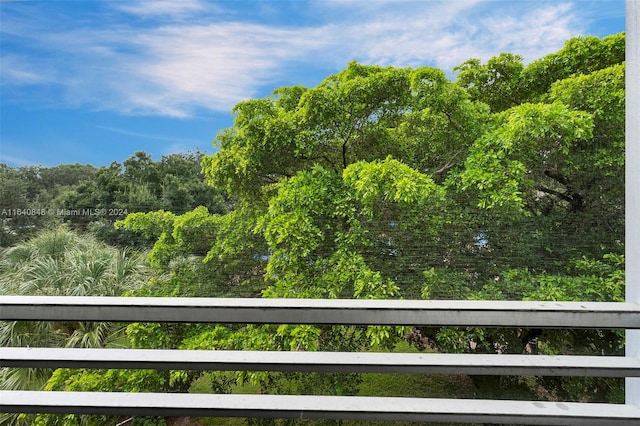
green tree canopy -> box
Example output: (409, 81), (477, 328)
(454, 33), (625, 111)
(55, 32), (626, 411)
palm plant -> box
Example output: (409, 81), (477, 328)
(0, 227), (151, 424)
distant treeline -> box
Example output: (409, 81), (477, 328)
(0, 151), (230, 247)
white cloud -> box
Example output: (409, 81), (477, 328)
(324, 1), (582, 70)
(0, 1), (592, 118)
(123, 22), (326, 116)
(1, 19), (326, 117)
(476, 4), (577, 61)
(0, 54), (56, 86)
(113, 0), (211, 18)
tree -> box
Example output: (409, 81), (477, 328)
(422, 34), (625, 402)
(200, 61), (486, 299)
(210, 34), (622, 401)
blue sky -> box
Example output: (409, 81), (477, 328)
(0, 0), (626, 168)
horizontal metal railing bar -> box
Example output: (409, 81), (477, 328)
(2, 347), (639, 377)
(2, 391), (639, 425)
(2, 296), (639, 328)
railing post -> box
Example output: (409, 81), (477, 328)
(626, 0), (640, 407)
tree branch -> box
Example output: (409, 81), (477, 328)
(544, 169), (570, 185)
(536, 186), (572, 203)
(542, 169), (584, 211)
(536, 185), (584, 212)
(433, 150), (463, 175)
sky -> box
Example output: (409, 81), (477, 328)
(0, 0), (626, 168)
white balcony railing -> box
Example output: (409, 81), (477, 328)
(1, 295), (640, 425)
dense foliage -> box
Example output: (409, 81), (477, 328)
(124, 32), (624, 406)
(0, 32), (626, 425)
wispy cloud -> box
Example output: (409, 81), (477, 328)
(0, 1), (594, 118)
(0, 3), (327, 117)
(113, 0), (211, 18)
(0, 149), (49, 167)
(123, 22), (327, 116)
(474, 4), (578, 62)
(1, 54), (54, 85)
(322, 1), (581, 70)
(95, 125), (202, 144)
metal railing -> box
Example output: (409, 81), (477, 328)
(2, 295), (640, 425)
